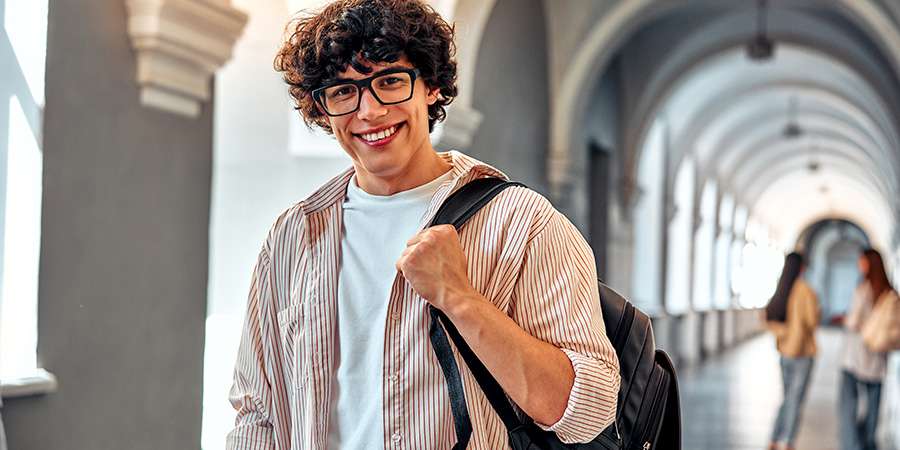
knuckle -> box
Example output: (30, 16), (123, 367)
(432, 224), (454, 239)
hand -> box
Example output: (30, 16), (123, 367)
(395, 224), (476, 312)
(397, 225), (577, 425)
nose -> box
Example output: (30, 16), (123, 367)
(356, 87), (388, 119)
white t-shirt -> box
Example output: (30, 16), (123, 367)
(327, 171), (453, 449)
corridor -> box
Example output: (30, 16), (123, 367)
(3, 0), (900, 449)
(681, 327), (896, 450)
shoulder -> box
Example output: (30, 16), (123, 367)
(492, 184), (565, 234)
(852, 282), (873, 305)
(497, 184), (555, 211)
(877, 289), (900, 304)
(255, 203), (310, 262)
(793, 279), (816, 298)
(262, 168), (353, 251)
(795, 280), (819, 306)
(269, 203), (308, 239)
(794, 279), (814, 295)
(480, 184), (592, 254)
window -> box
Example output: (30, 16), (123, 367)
(631, 118), (665, 313)
(665, 157), (695, 314)
(1, 0), (51, 393)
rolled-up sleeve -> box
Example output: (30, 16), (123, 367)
(510, 205), (620, 443)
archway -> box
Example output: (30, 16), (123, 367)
(800, 219), (871, 323)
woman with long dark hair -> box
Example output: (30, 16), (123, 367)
(839, 248), (893, 450)
(766, 252), (819, 450)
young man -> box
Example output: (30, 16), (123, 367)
(227, 0), (620, 448)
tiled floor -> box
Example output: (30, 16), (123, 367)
(680, 326), (895, 450)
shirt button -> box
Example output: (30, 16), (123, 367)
(391, 433), (401, 443)
(391, 312), (401, 321)
(388, 372), (399, 382)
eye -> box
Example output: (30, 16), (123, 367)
(376, 73), (410, 90)
(327, 84), (357, 100)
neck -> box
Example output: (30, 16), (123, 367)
(355, 151), (452, 196)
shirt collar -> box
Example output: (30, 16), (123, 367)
(297, 151), (509, 216)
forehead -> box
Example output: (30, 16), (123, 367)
(336, 55), (413, 80)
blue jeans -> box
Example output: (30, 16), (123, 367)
(771, 356), (814, 445)
(838, 370), (882, 450)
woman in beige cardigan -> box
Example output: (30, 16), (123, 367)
(766, 252), (820, 450)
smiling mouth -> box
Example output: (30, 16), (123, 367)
(359, 125), (399, 142)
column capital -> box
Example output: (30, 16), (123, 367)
(125, 0), (248, 117)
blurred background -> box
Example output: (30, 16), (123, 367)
(1, 0), (899, 448)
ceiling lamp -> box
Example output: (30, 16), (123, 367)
(807, 143), (820, 173)
(783, 96), (802, 139)
(747, 0), (775, 61)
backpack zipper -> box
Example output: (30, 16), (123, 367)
(635, 366), (667, 449)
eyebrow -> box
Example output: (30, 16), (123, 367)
(331, 66), (411, 83)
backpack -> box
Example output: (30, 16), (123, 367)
(429, 177), (681, 450)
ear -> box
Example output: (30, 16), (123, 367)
(310, 114), (332, 134)
(315, 104), (333, 129)
(426, 86), (440, 106)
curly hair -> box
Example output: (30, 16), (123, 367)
(275, 0), (458, 134)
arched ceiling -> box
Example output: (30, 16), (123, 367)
(662, 45), (899, 250)
(578, 1), (900, 253)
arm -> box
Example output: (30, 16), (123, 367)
(227, 248), (284, 450)
(396, 204), (619, 441)
(397, 224), (573, 423)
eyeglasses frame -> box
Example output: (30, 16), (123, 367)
(312, 67), (422, 117)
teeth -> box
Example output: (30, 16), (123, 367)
(362, 125), (397, 142)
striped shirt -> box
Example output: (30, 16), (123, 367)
(227, 151), (620, 449)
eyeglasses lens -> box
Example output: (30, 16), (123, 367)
(321, 71), (415, 116)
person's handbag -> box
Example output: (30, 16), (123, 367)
(428, 177), (681, 450)
(860, 289), (900, 352)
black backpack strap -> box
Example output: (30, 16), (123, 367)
(429, 177), (525, 228)
(428, 306), (474, 450)
(428, 177), (527, 447)
(430, 306), (524, 430)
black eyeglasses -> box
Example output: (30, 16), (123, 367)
(312, 68), (421, 117)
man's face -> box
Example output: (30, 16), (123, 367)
(321, 56), (440, 195)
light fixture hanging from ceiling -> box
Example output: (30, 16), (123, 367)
(807, 142), (820, 173)
(747, 0), (775, 61)
(783, 96), (802, 139)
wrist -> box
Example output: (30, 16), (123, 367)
(440, 287), (482, 323)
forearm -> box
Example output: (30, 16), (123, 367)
(442, 289), (575, 426)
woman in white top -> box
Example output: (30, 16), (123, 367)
(838, 248), (892, 450)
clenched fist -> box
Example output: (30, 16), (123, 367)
(395, 224), (478, 314)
